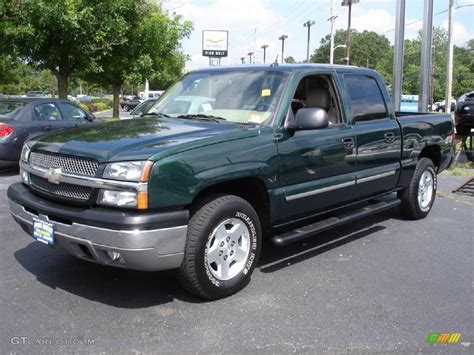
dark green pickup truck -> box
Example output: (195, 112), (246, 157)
(8, 64), (454, 299)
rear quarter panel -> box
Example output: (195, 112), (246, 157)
(397, 112), (454, 187)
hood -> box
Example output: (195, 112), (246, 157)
(29, 117), (259, 162)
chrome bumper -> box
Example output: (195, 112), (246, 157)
(9, 199), (187, 271)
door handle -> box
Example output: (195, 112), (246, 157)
(341, 137), (355, 148)
(384, 132), (395, 143)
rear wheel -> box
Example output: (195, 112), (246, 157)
(123, 104), (129, 111)
(179, 195), (261, 300)
(398, 158), (437, 219)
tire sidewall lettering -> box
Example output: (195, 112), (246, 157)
(203, 210), (258, 287)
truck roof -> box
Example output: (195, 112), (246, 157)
(192, 63), (368, 74)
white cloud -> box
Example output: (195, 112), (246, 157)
(441, 19), (474, 46)
(166, 0), (294, 68)
(334, 6), (422, 43)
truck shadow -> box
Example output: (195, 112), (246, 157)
(14, 208), (403, 307)
(14, 243), (203, 308)
(258, 209), (397, 273)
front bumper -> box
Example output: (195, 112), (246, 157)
(8, 182), (189, 271)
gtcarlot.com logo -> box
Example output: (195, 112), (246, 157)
(10, 336), (94, 346)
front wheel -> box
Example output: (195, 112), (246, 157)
(398, 158), (437, 220)
(179, 195), (262, 300)
(123, 104), (129, 111)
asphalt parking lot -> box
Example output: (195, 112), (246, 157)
(0, 170), (472, 353)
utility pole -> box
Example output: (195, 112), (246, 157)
(248, 51), (254, 64)
(445, 0), (454, 113)
(341, 0), (359, 65)
(392, 0), (406, 111)
(279, 35), (288, 64)
(328, 0), (338, 64)
(240, 57), (245, 64)
(261, 44), (269, 64)
(418, 0), (433, 112)
(303, 20), (315, 62)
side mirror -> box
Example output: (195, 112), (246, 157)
(286, 107), (329, 132)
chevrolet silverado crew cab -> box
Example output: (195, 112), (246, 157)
(8, 65), (454, 300)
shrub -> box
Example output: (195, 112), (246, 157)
(94, 102), (108, 111)
(92, 98), (113, 108)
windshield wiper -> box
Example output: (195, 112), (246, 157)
(176, 114), (227, 122)
(141, 112), (170, 118)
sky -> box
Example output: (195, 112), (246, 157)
(161, 0), (474, 69)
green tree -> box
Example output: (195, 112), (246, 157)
(285, 56), (296, 64)
(310, 29), (390, 68)
(84, 1), (192, 117)
(1, 0), (134, 98)
(375, 27), (473, 100)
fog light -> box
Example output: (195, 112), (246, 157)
(20, 169), (29, 185)
(105, 250), (122, 262)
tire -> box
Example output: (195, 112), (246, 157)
(179, 194), (262, 300)
(123, 105), (129, 111)
(398, 158), (437, 220)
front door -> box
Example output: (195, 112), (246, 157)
(277, 73), (357, 222)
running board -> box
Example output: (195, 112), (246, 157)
(272, 199), (401, 246)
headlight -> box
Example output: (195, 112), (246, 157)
(20, 145), (31, 163)
(103, 161), (150, 181)
(98, 190), (138, 207)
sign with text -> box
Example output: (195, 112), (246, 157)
(202, 30), (228, 57)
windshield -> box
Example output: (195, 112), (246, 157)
(149, 70), (287, 125)
(0, 101), (26, 120)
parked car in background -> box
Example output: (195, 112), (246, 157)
(129, 99), (157, 119)
(139, 90), (164, 100)
(400, 94), (419, 112)
(26, 90), (50, 98)
(455, 91), (474, 159)
(435, 98), (456, 112)
(0, 98), (100, 169)
(120, 96), (143, 111)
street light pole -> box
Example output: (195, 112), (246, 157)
(240, 57), (245, 64)
(279, 35), (288, 64)
(331, 44), (346, 64)
(328, 0), (338, 64)
(392, 0), (406, 112)
(418, 0), (433, 112)
(445, 0), (454, 113)
(341, 0), (359, 65)
(248, 51), (254, 64)
(303, 20), (315, 62)
(261, 44), (269, 64)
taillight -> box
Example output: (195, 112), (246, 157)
(0, 124), (14, 137)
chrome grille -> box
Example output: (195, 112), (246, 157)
(30, 152), (99, 177)
(30, 175), (93, 201)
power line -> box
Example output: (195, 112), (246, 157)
(384, 3), (474, 33)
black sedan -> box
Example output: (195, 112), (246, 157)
(455, 91), (474, 136)
(0, 98), (99, 169)
(120, 96), (143, 111)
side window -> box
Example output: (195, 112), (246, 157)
(344, 74), (388, 122)
(291, 74), (343, 125)
(58, 102), (87, 120)
(33, 103), (61, 121)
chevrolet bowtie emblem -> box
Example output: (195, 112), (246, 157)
(45, 167), (62, 184)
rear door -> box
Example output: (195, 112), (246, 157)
(342, 74), (401, 199)
(56, 101), (92, 127)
